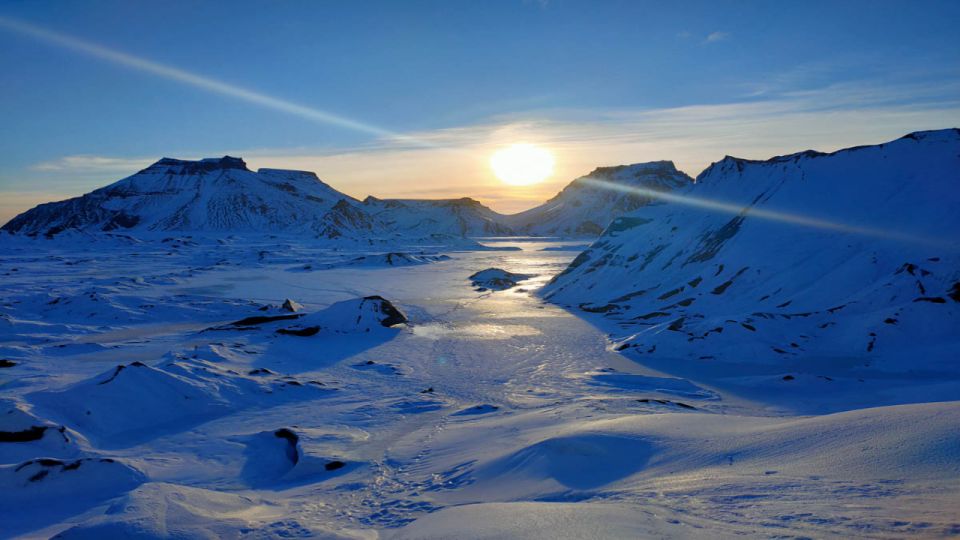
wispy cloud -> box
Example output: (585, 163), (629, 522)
(704, 31), (730, 43)
(31, 155), (156, 173)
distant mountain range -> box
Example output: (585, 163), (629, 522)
(543, 129), (960, 371)
(1, 156), (692, 241)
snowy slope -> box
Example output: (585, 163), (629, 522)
(543, 129), (960, 372)
(390, 401), (960, 539)
(505, 161), (693, 237)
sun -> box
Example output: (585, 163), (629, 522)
(490, 144), (555, 186)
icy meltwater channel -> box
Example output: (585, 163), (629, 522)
(1, 236), (958, 539)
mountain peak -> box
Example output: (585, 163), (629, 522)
(586, 161), (679, 178)
(141, 156), (249, 175)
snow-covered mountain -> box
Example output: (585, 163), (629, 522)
(2, 157), (366, 238)
(362, 196), (515, 237)
(2, 156), (694, 242)
(504, 161), (693, 237)
(543, 129), (960, 371)
(1, 157), (515, 243)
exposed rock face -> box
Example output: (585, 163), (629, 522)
(504, 161), (693, 237)
(363, 295), (408, 327)
(543, 129), (960, 369)
(281, 299), (303, 313)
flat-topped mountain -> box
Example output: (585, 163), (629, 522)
(2, 157), (361, 237)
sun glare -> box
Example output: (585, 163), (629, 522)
(490, 143), (555, 186)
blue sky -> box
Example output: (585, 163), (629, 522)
(1, 0), (959, 221)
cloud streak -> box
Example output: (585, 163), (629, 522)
(0, 15), (437, 150)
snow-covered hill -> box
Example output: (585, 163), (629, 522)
(543, 129), (960, 372)
(504, 161), (693, 237)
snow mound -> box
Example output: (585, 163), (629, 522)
(0, 457), (144, 504)
(29, 359), (330, 447)
(471, 434), (652, 498)
(0, 400), (83, 463)
(468, 268), (533, 291)
(277, 296), (408, 335)
(240, 428), (352, 487)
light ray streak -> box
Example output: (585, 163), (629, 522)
(581, 177), (953, 249)
(0, 15), (434, 149)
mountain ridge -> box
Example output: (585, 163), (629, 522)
(3, 155), (690, 240)
(5, 129), (957, 241)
